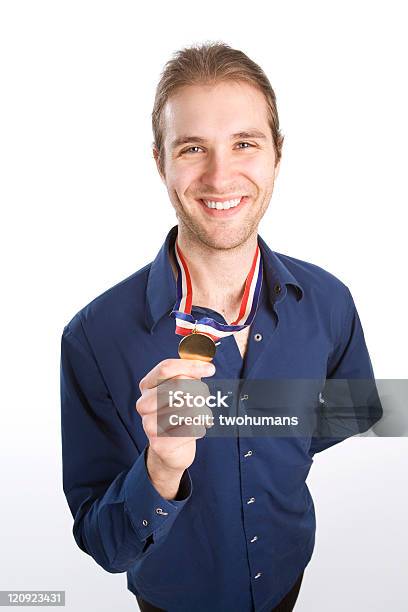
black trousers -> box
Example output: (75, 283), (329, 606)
(136, 570), (304, 612)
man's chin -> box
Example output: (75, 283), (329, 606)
(194, 226), (255, 251)
(175, 211), (258, 250)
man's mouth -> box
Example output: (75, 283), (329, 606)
(198, 195), (249, 212)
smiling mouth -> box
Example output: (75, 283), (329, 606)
(199, 196), (247, 210)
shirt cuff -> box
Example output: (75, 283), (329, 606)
(124, 445), (193, 542)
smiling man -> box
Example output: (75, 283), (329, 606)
(60, 42), (382, 612)
(156, 78), (279, 361)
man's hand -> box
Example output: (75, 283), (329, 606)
(136, 358), (216, 499)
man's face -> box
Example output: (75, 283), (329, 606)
(155, 80), (280, 250)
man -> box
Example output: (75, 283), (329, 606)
(60, 42), (382, 612)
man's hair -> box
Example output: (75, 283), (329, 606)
(152, 41), (284, 175)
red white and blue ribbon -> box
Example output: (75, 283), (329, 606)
(170, 240), (263, 342)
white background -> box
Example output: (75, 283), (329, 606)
(1, 1), (407, 610)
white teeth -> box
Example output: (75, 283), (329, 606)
(203, 197), (242, 210)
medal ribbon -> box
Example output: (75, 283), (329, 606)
(170, 239), (263, 342)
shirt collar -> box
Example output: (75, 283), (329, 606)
(145, 224), (304, 333)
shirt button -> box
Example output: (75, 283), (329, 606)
(254, 332), (263, 342)
(250, 535), (258, 543)
(254, 572), (262, 579)
(247, 497), (255, 504)
(244, 450), (253, 457)
(142, 519), (149, 526)
(274, 283), (282, 295)
(155, 507), (169, 516)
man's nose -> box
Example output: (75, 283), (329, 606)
(200, 151), (236, 191)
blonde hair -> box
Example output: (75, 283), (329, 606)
(152, 41), (284, 175)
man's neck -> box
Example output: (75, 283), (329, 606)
(169, 226), (259, 321)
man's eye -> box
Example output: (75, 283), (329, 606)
(182, 146), (203, 154)
(236, 142), (253, 149)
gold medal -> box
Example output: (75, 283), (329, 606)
(178, 329), (216, 362)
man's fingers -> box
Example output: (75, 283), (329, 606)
(136, 379), (211, 416)
(139, 358), (215, 392)
(136, 378), (210, 415)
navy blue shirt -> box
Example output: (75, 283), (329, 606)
(60, 224), (381, 611)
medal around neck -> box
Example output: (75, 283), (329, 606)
(178, 326), (216, 362)
(170, 239), (264, 363)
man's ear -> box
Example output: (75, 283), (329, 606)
(274, 157), (281, 179)
(152, 145), (166, 183)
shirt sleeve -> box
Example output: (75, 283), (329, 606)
(60, 315), (193, 573)
(309, 287), (383, 455)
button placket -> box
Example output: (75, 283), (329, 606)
(241, 453), (261, 585)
